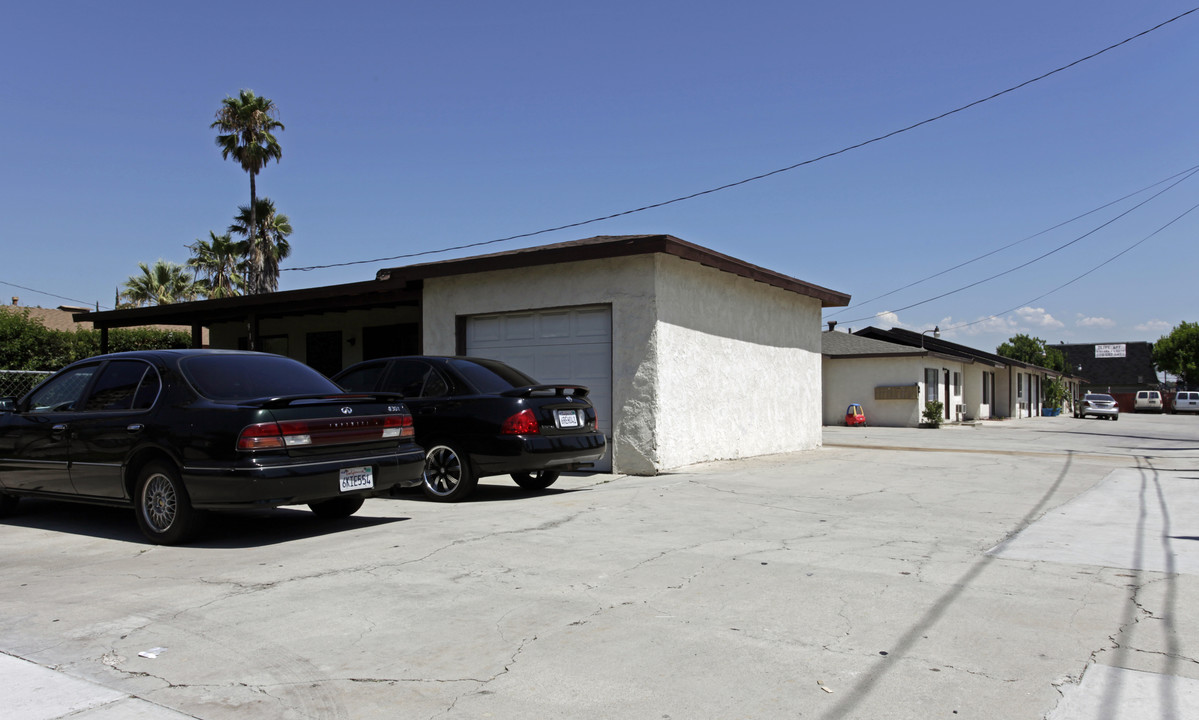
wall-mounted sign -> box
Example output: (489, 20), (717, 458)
(875, 384), (920, 400)
(1095, 344), (1126, 359)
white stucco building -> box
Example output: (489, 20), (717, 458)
(823, 327), (1079, 426)
(83, 235), (851, 475)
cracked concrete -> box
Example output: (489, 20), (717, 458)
(4, 414), (1199, 718)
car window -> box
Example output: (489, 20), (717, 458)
(181, 354), (342, 400)
(83, 360), (157, 411)
(384, 360), (448, 398)
(449, 358), (537, 394)
(1087, 394), (1115, 402)
(27, 364), (98, 412)
(335, 362), (388, 392)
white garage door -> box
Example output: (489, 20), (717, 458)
(466, 306), (612, 472)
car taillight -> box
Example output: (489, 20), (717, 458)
(382, 414), (415, 439)
(501, 409), (540, 435)
(238, 422), (290, 450)
(238, 414), (415, 450)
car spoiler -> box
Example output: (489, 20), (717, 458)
(500, 385), (590, 399)
(244, 393), (408, 409)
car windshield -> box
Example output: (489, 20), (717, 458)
(1086, 394), (1115, 402)
(181, 354), (342, 400)
(449, 358), (538, 395)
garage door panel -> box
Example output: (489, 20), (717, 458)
(540, 311), (572, 339)
(470, 315), (503, 343)
(574, 308), (611, 338)
(466, 306), (612, 472)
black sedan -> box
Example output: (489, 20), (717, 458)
(0, 350), (425, 544)
(333, 356), (607, 502)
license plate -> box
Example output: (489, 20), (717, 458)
(339, 466), (374, 492)
(556, 409), (580, 428)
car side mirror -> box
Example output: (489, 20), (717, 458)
(0, 396), (15, 413)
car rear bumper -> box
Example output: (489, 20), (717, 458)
(1081, 407), (1119, 417)
(182, 446), (426, 509)
(471, 432), (607, 476)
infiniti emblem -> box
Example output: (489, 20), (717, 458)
(340, 407), (353, 415)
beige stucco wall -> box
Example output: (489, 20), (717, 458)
(423, 253), (827, 475)
(822, 356), (925, 427)
(422, 255), (660, 475)
(652, 255), (823, 467)
(822, 354), (975, 427)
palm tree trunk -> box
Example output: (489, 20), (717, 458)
(249, 171), (259, 294)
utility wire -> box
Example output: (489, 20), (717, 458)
(284, 7), (1199, 274)
(0, 280), (104, 311)
(834, 166), (1199, 326)
(945, 198), (1199, 332)
(824, 163), (1199, 318)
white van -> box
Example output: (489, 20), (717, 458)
(1173, 391), (1199, 413)
(1134, 390), (1163, 413)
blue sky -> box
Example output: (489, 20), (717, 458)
(2, 1), (1196, 355)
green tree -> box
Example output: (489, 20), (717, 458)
(187, 231), (246, 299)
(212, 90), (284, 296)
(121, 260), (201, 307)
(229, 198), (292, 294)
(996, 334), (1066, 371)
(1152, 321), (1199, 388)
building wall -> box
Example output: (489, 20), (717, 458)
(823, 356), (925, 427)
(208, 306), (421, 366)
(823, 355), (973, 427)
(652, 255), (824, 468)
(422, 255), (660, 475)
(423, 253), (827, 475)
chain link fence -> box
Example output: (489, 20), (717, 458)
(0, 370), (53, 398)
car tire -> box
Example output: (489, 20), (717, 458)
(422, 443), (478, 502)
(0, 493), (18, 516)
(308, 496), (365, 518)
(511, 470), (560, 490)
(135, 461), (200, 545)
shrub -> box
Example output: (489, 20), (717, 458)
(922, 401), (944, 428)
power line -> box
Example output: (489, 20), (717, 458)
(944, 198), (1199, 332)
(0, 280), (106, 310)
(283, 7), (1199, 274)
(824, 163), (1199, 319)
(833, 166), (1199, 326)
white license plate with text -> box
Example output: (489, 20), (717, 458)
(339, 466), (374, 492)
(556, 410), (580, 428)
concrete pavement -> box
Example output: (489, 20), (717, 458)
(3, 413), (1197, 719)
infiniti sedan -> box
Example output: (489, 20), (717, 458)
(334, 356), (606, 502)
(0, 350), (425, 543)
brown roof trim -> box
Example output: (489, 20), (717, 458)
(378, 235), (851, 308)
(80, 235), (849, 329)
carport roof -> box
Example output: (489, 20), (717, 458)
(77, 234), (851, 330)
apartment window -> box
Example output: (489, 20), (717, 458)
(924, 368), (939, 402)
(953, 372), (961, 395)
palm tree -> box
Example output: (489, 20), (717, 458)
(121, 260), (201, 307)
(211, 90), (284, 292)
(229, 198), (293, 294)
(187, 231), (246, 299)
